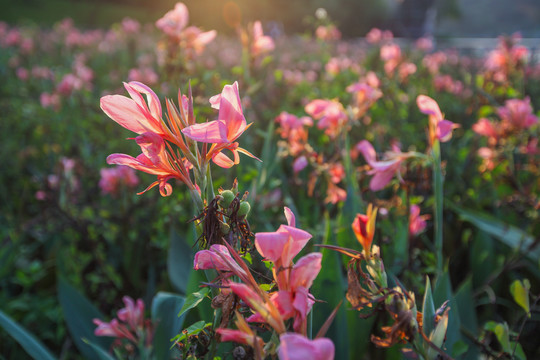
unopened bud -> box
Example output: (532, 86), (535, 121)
(219, 190), (235, 209)
(237, 201), (251, 219)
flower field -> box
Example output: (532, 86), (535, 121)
(1, 3), (539, 359)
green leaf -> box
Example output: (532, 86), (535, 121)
(484, 321), (511, 353)
(167, 225), (195, 296)
(510, 279), (531, 316)
(0, 309), (57, 360)
(449, 204), (539, 261)
(171, 320), (211, 344)
(82, 339), (116, 360)
(151, 292), (186, 360)
(177, 288), (210, 318)
(311, 213), (350, 359)
(422, 276), (436, 337)
(57, 276), (112, 359)
(433, 271), (463, 356)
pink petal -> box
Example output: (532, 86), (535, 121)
(255, 231), (290, 263)
(290, 253), (322, 291)
(218, 82), (247, 141)
(182, 120), (228, 143)
(369, 163), (400, 191)
(356, 140), (377, 167)
(125, 81), (162, 121)
(212, 151), (236, 168)
(437, 119), (458, 142)
(284, 207), (296, 228)
(416, 95), (442, 121)
(278, 333), (335, 360)
(100, 95), (151, 134)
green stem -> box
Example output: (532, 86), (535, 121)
(432, 141), (444, 277)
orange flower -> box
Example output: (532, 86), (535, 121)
(352, 204), (378, 257)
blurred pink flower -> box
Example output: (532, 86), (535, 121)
(293, 156), (308, 173)
(40, 92), (61, 111)
(121, 17), (140, 34)
(325, 182), (347, 204)
(155, 2), (189, 37)
(357, 140), (414, 191)
(94, 296), (153, 348)
(278, 333), (334, 360)
(251, 21), (275, 58)
(497, 97), (538, 131)
(304, 99), (347, 138)
(128, 67), (159, 85)
(315, 25), (341, 41)
(16, 67), (28, 81)
(99, 166), (139, 196)
(409, 205), (430, 237)
(417, 95), (459, 144)
(415, 36), (434, 52)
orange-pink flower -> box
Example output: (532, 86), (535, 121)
(182, 81), (259, 168)
(352, 204), (377, 257)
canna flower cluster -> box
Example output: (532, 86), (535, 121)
(193, 207), (334, 359)
(101, 80), (256, 198)
(155, 2), (216, 59)
(93, 296), (154, 356)
(473, 97), (538, 171)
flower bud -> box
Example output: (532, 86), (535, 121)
(237, 201), (251, 219)
(219, 190), (235, 209)
(220, 221), (231, 235)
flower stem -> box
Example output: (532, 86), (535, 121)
(432, 140), (444, 277)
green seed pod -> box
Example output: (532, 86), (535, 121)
(237, 201), (251, 219)
(218, 190), (235, 209)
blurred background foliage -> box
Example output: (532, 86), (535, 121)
(3, 0), (538, 38)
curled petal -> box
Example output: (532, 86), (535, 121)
(416, 95), (443, 121)
(284, 207), (296, 228)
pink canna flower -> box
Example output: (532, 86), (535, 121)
(304, 99), (348, 138)
(497, 97), (538, 131)
(325, 182), (347, 204)
(182, 81), (259, 168)
(107, 132), (195, 196)
(416, 95), (459, 145)
(356, 140), (413, 191)
(278, 333), (335, 360)
(255, 207), (312, 270)
(472, 118), (498, 144)
(101, 81), (165, 136)
(409, 205), (430, 237)
(117, 296), (145, 330)
(217, 312), (264, 353)
(193, 244), (248, 279)
(155, 2), (189, 37)
(94, 296), (154, 349)
(251, 21), (275, 58)
(181, 26), (217, 55)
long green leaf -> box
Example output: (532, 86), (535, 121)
(311, 213), (349, 359)
(82, 339), (117, 360)
(422, 276), (436, 337)
(151, 292), (186, 360)
(433, 271), (463, 356)
(450, 204), (538, 261)
(167, 225), (194, 296)
(0, 309), (57, 360)
(57, 276), (112, 359)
